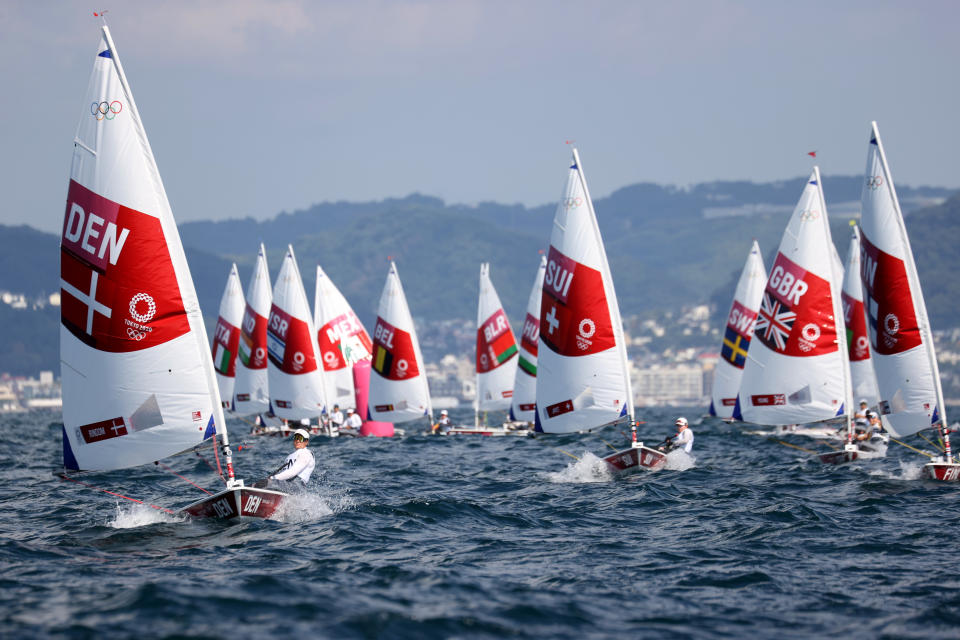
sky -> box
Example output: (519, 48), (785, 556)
(2, 0), (958, 233)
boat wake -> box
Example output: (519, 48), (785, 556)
(107, 503), (186, 529)
(545, 451), (613, 483)
(665, 450), (696, 471)
(270, 486), (355, 523)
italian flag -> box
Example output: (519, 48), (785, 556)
(215, 343), (232, 374)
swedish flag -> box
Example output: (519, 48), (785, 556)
(721, 326), (749, 369)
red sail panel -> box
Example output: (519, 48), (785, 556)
(372, 317), (419, 380)
(859, 233), (922, 356)
(539, 246), (614, 357)
(266, 305), (318, 374)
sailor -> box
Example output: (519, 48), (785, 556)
(329, 404), (345, 430)
(866, 410), (883, 437)
(261, 428), (315, 489)
(343, 407), (363, 433)
(854, 399), (869, 427)
(660, 417), (694, 453)
(432, 409), (452, 434)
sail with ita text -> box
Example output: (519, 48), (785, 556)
(212, 264), (244, 409)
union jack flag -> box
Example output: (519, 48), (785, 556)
(755, 292), (795, 351)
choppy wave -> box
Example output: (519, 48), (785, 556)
(2, 408), (959, 639)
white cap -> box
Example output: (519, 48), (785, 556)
(675, 417), (688, 427)
(347, 407), (355, 413)
(859, 399), (868, 405)
(440, 409), (448, 415)
(293, 428), (310, 440)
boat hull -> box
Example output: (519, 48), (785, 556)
(180, 486), (286, 520)
(818, 449), (858, 465)
(603, 445), (667, 476)
(443, 426), (530, 437)
(924, 462), (960, 482)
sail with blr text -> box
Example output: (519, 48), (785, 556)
(710, 240), (766, 420)
(233, 244), (272, 415)
(510, 255), (546, 424)
(475, 263), (519, 419)
(858, 122), (954, 480)
(368, 262), (433, 425)
(212, 264), (245, 409)
(734, 168), (853, 444)
(59, 26), (283, 519)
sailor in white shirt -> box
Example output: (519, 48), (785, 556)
(329, 404), (345, 430)
(267, 428), (315, 487)
(664, 416), (694, 454)
(342, 408), (363, 434)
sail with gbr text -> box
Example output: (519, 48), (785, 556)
(736, 168), (851, 426)
(858, 122), (945, 438)
(535, 149), (632, 433)
(711, 240), (766, 420)
(233, 244), (272, 415)
(369, 262), (432, 424)
(314, 264), (373, 412)
(60, 28), (224, 470)
(510, 255), (546, 423)
(267, 246), (327, 420)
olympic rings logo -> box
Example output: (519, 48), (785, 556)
(563, 197), (583, 210)
(884, 313), (900, 335)
(91, 100), (123, 121)
(127, 327), (146, 341)
(800, 209), (820, 221)
(579, 318), (596, 339)
(866, 175), (883, 190)
(129, 293), (156, 323)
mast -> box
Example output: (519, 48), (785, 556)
(872, 122), (949, 458)
(814, 166), (853, 444)
(572, 148), (634, 423)
(101, 26), (233, 482)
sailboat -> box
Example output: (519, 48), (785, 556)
(710, 240), (766, 420)
(313, 264), (373, 431)
(212, 264), (245, 409)
(840, 224), (880, 408)
(60, 25), (284, 519)
(233, 244), (273, 418)
(533, 149), (654, 474)
(733, 168), (858, 461)
(267, 246), (328, 423)
(858, 122), (954, 479)
(510, 255), (547, 424)
(368, 261), (433, 426)
(444, 263), (528, 436)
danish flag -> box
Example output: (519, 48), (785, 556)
(755, 292), (795, 351)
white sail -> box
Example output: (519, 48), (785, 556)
(736, 168), (852, 425)
(313, 264), (373, 411)
(369, 261), (432, 424)
(510, 255), (547, 422)
(711, 241), (767, 419)
(475, 263), (518, 413)
(858, 122), (946, 437)
(60, 27), (224, 471)
(841, 225), (880, 407)
(535, 149), (633, 434)
(267, 245), (327, 420)
(233, 244), (272, 415)
(211, 264), (245, 409)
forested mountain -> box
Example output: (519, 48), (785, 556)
(1, 176), (955, 375)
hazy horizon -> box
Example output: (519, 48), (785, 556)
(3, 0), (958, 234)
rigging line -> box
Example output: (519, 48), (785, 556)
(768, 438), (817, 454)
(887, 436), (934, 458)
(532, 437), (581, 461)
(58, 473), (175, 514)
(598, 437), (620, 452)
(155, 462), (212, 495)
(194, 449), (220, 475)
(917, 430), (945, 452)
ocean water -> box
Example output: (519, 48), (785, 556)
(2, 407), (959, 639)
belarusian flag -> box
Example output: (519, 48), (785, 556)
(489, 330), (517, 364)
